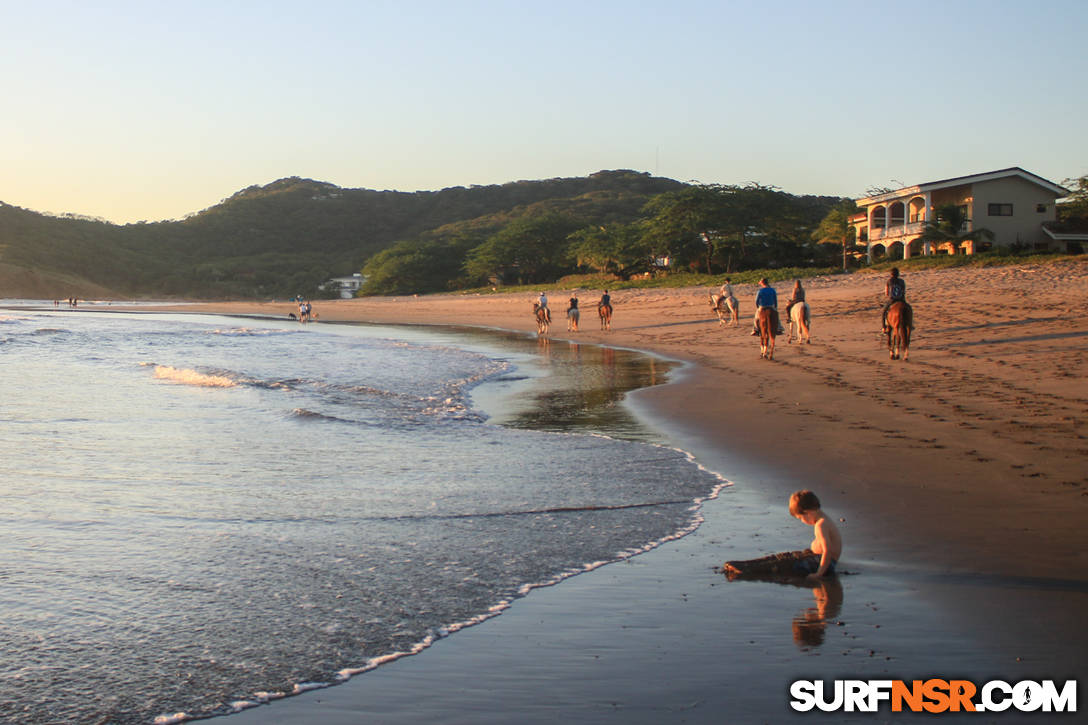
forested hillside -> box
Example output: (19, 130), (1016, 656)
(0, 170), (851, 299)
(0, 171), (683, 299)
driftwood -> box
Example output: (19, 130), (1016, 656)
(721, 549), (814, 581)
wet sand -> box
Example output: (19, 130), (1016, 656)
(161, 259), (1088, 722)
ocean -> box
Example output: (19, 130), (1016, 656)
(0, 306), (724, 724)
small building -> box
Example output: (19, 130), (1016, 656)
(321, 273), (364, 299)
(851, 168), (1072, 260)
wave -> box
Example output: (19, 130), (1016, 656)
(215, 457), (731, 723)
(289, 408), (353, 424)
(152, 365), (238, 388)
(209, 327), (295, 337)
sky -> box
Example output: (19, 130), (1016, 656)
(2, 0), (1086, 224)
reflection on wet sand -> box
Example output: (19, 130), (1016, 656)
(792, 577), (844, 649)
(495, 337), (677, 442)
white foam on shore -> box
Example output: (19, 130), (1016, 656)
(312, 447), (733, 690)
(152, 365), (237, 388)
(210, 327), (293, 336)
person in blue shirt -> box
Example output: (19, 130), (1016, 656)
(751, 278), (785, 335)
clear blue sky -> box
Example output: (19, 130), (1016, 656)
(3, 0), (1086, 223)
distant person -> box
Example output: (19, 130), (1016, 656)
(789, 490), (842, 579)
(538, 291), (549, 312)
(598, 289), (611, 313)
(719, 278), (735, 301)
(881, 268), (909, 333)
(750, 278), (784, 335)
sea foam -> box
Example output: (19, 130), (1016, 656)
(153, 365), (237, 387)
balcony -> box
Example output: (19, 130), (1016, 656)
(867, 220), (927, 241)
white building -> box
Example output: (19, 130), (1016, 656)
(850, 168), (1073, 260)
(321, 273), (364, 299)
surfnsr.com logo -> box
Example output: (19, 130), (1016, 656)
(789, 679), (1077, 713)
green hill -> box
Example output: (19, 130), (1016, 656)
(0, 170), (683, 299)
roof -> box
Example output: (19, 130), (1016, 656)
(857, 167), (1071, 204)
(1043, 219), (1088, 241)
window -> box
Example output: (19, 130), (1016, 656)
(1036, 203), (1047, 213)
(988, 203), (1013, 216)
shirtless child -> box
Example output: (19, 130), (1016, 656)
(789, 490), (842, 579)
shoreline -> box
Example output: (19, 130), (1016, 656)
(109, 260), (1088, 719)
(142, 259), (1088, 578)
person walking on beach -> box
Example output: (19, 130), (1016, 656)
(789, 490), (842, 579)
(750, 278), (784, 335)
(881, 268), (909, 333)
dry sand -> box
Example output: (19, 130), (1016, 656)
(148, 259), (1088, 722)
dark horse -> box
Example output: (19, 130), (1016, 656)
(757, 307), (777, 360)
(598, 302), (612, 331)
(886, 300), (912, 360)
(533, 303), (551, 334)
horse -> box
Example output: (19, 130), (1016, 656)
(598, 303), (612, 331)
(757, 307), (777, 360)
(709, 292), (739, 326)
(886, 301), (911, 361)
(566, 306), (580, 331)
(787, 302), (810, 344)
(533, 303), (551, 335)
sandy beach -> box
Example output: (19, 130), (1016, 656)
(160, 259), (1087, 722)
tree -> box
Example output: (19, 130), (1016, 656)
(463, 214), (580, 285)
(641, 185), (727, 273)
(812, 200), (858, 271)
(920, 203), (994, 254)
(567, 222), (652, 278)
(1060, 174), (1088, 220)
(360, 240), (455, 295)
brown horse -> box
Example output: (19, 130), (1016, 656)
(533, 303), (551, 335)
(757, 307), (777, 360)
(598, 303), (612, 331)
(886, 301), (911, 360)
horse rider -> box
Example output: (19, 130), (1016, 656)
(598, 289), (612, 316)
(785, 279), (805, 319)
(881, 268), (911, 333)
(538, 291), (551, 322)
(719, 278), (735, 302)
(751, 278), (785, 336)
(717, 278), (736, 310)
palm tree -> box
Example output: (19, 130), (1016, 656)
(812, 200), (858, 272)
(920, 204), (994, 254)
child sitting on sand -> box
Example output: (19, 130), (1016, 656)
(789, 490), (842, 578)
